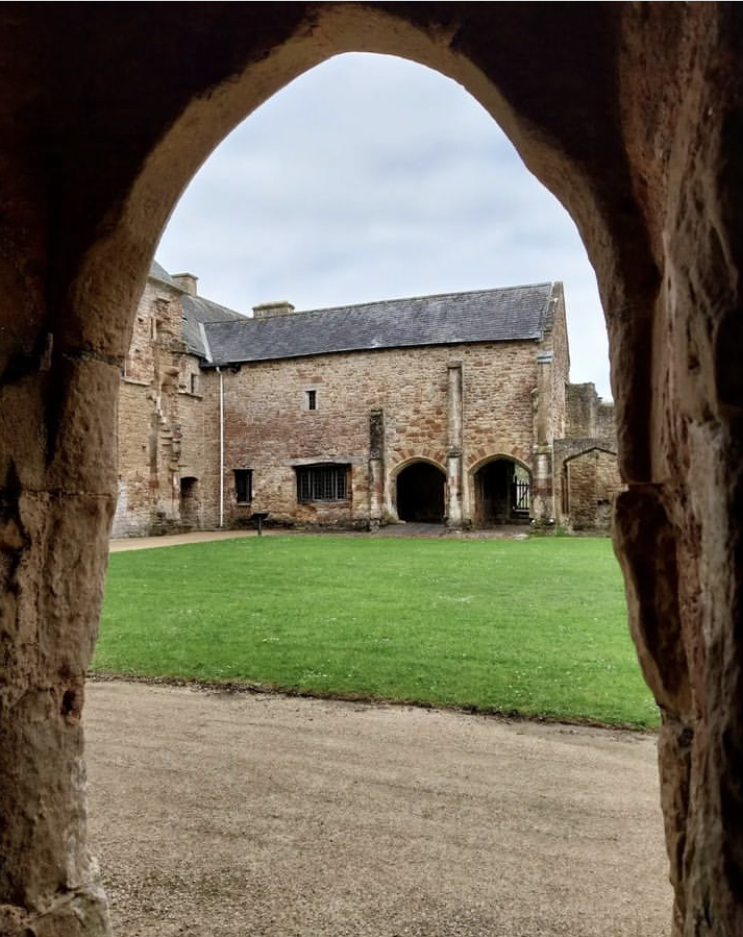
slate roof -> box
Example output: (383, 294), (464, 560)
(200, 283), (559, 366)
(148, 261), (246, 356)
(150, 260), (184, 291)
(180, 294), (246, 356)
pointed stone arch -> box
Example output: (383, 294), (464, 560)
(392, 457), (447, 523)
(3, 5), (742, 934)
(558, 445), (623, 532)
(470, 453), (532, 527)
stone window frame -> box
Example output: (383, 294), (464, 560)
(234, 468), (253, 505)
(296, 463), (349, 502)
(304, 388), (318, 411)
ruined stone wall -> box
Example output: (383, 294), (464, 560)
(596, 401), (616, 438)
(566, 383), (598, 436)
(113, 381), (153, 537)
(565, 383), (617, 439)
(113, 279), (214, 536)
(113, 282), (168, 537)
(548, 286), (570, 442)
(564, 448), (623, 531)
(220, 339), (541, 528)
(115, 288), (605, 535)
(554, 382), (621, 530)
(176, 386), (211, 527)
(116, 280), (576, 534)
(123, 281), (161, 384)
(594, 447), (623, 513)
(565, 451), (595, 529)
(198, 373), (223, 530)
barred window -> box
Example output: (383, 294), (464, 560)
(296, 464), (349, 502)
(234, 469), (253, 504)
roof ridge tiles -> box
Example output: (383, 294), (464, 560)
(151, 261), (560, 366)
(201, 282), (558, 367)
(293, 281), (556, 318)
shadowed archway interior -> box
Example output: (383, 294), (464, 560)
(396, 461), (446, 523)
(474, 458), (531, 526)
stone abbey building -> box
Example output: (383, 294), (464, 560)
(113, 261), (620, 537)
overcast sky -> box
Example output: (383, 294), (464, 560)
(157, 53), (611, 398)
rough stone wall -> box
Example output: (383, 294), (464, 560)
(113, 381), (154, 537)
(565, 383), (618, 445)
(220, 355), (366, 528)
(197, 373), (224, 530)
(220, 339), (544, 528)
(564, 448), (624, 531)
(594, 449), (622, 518)
(175, 386), (211, 526)
(548, 285), (569, 442)
(113, 280), (212, 537)
(566, 383), (599, 436)
(116, 280), (578, 534)
(554, 385), (622, 531)
(565, 451), (595, 529)
(459, 341), (539, 465)
(596, 401), (616, 438)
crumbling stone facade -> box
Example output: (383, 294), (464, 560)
(115, 267), (617, 535)
(554, 383), (623, 531)
(113, 265), (238, 536)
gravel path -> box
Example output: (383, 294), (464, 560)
(85, 681), (672, 937)
(107, 524), (531, 553)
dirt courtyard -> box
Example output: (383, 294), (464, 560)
(84, 681), (672, 937)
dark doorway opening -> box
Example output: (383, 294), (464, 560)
(180, 476), (200, 528)
(396, 462), (445, 523)
(475, 459), (530, 526)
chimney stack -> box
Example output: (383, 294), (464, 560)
(172, 272), (198, 296)
(252, 301), (295, 319)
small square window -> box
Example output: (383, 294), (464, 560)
(234, 469), (253, 504)
(306, 389), (317, 411)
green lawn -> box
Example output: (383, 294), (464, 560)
(93, 535), (658, 728)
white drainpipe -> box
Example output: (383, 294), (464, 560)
(218, 367), (225, 528)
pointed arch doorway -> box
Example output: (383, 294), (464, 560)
(396, 461), (446, 523)
(474, 458), (530, 526)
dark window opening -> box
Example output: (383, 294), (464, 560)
(234, 469), (253, 504)
(306, 389), (317, 411)
(180, 476), (199, 527)
(296, 464), (349, 502)
(190, 373), (199, 395)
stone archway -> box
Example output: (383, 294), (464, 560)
(473, 458), (531, 527)
(2, 5), (743, 935)
(562, 448), (622, 532)
(396, 461), (446, 523)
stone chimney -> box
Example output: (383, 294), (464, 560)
(252, 300), (295, 319)
(172, 272), (198, 296)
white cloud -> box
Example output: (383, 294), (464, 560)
(157, 52), (611, 398)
